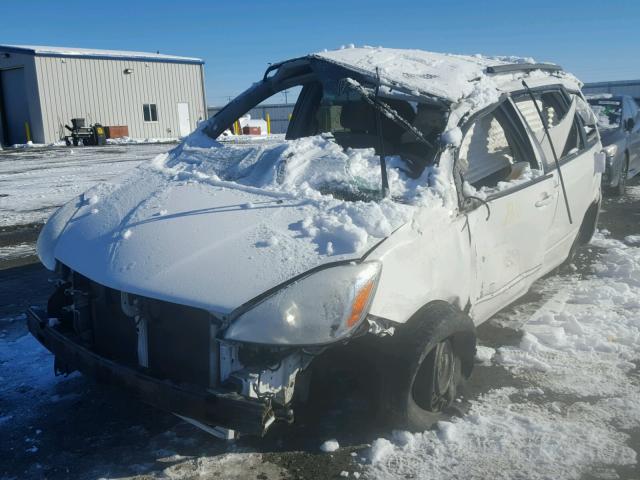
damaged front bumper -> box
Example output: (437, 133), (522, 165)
(26, 307), (275, 436)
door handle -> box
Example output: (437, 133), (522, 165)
(535, 192), (553, 207)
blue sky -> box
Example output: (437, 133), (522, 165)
(3, 0), (639, 106)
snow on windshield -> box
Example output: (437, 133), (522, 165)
(151, 131), (452, 256)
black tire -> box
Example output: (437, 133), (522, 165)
(72, 138), (79, 147)
(377, 301), (476, 431)
(609, 154), (629, 197)
(564, 199), (601, 264)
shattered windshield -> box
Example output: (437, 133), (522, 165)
(588, 98), (622, 130)
(191, 59), (448, 203)
(308, 77), (446, 176)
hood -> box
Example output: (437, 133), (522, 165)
(37, 135), (429, 314)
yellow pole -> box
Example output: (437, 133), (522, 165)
(266, 113), (271, 135)
(24, 122), (32, 143)
(288, 113), (292, 121)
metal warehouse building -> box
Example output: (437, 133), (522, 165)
(0, 45), (207, 146)
(583, 80), (640, 101)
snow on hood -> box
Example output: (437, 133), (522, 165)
(38, 133), (450, 313)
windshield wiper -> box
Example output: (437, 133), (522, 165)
(342, 78), (434, 150)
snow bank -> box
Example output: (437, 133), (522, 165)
(106, 136), (177, 145)
(365, 232), (640, 479)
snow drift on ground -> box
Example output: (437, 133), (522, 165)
(365, 232), (640, 479)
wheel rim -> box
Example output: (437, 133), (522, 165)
(412, 339), (457, 412)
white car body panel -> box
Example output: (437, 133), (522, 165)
(40, 167), (372, 315)
(37, 48), (601, 337)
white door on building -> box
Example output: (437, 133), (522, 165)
(177, 103), (191, 137)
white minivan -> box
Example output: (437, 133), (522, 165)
(29, 47), (603, 436)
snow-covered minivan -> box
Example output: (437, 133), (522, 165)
(29, 48), (603, 436)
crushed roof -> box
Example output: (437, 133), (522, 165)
(0, 44), (203, 64)
(314, 46), (560, 104)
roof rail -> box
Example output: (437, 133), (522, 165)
(486, 63), (563, 74)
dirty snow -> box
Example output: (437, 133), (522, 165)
(106, 136), (178, 145)
(0, 242), (37, 262)
(366, 232), (640, 479)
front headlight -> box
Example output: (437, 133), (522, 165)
(224, 261), (381, 346)
(603, 144), (618, 157)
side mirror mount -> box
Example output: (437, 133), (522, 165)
(625, 117), (635, 132)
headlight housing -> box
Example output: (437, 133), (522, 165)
(603, 144), (618, 157)
(224, 261), (381, 346)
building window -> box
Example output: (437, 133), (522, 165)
(143, 103), (158, 122)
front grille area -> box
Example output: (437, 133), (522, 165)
(51, 267), (217, 389)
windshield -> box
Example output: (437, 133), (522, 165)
(201, 59), (448, 202)
(294, 74), (446, 179)
(588, 98), (622, 130)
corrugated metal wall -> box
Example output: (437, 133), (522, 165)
(583, 80), (640, 100)
(34, 56), (206, 143)
(208, 103), (294, 134)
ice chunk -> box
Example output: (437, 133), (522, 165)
(369, 438), (394, 464)
(320, 439), (340, 452)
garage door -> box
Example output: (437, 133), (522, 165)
(1, 68), (30, 145)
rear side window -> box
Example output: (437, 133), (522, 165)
(514, 91), (582, 169)
(575, 95), (598, 141)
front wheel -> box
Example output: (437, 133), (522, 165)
(377, 302), (475, 431)
(411, 339), (461, 413)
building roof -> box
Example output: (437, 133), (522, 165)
(0, 44), (204, 65)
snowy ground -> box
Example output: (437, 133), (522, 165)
(0, 143), (175, 228)
(0, 144), (639, 479)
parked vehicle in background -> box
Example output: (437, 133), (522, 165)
(29, 48), (603, 438)
(587, 94), (640, 195)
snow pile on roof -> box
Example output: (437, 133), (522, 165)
(0, 44), (203, 63)
(364, 232), (640, 479)
(316, 47), (507, 103)
(315, 47), (580, 124)
(155, 132), (451, 256)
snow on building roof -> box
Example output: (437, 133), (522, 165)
(313, 46), (554, 104)
(0, 44), (204, 64)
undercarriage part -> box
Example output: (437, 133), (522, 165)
(27, 307), (273, 436)
(223, 345), (310, 406)
(174, 414), (238, 440)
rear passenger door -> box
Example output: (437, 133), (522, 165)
(513, 88), (600, 268)
(459, 100), (558, 323)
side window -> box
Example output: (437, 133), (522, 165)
(575, 95), (598, 142)
(143, 103), (158, 122)
(458, 102), (541, 192)
(514, 90), (582, 169)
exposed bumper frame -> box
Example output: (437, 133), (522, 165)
(26, 307), (273, 436)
